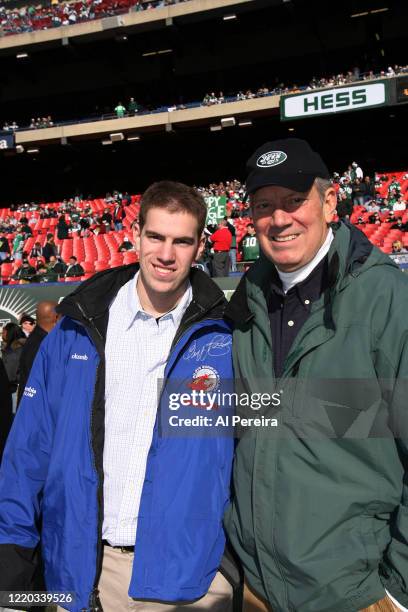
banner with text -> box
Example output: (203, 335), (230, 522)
(280, 80), (389, 121)
(205, 196), (227, 224)
(0, 132), (15, 149)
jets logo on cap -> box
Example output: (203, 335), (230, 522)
(257, 151), (287, 168)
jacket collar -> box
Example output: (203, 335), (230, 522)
(57, 264), (226, 340)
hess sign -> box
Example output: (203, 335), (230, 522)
(281, 81), (387, 121)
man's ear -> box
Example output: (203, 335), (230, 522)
(132, 223), (141, 253)
(323, 187), (338, 223)
(195, 233), (206, 262)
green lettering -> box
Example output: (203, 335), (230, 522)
(321, 94), (334, 109)
(336, 92), (349, 107)
(304, 97), (319, 112)
(352, 89), (367, 105)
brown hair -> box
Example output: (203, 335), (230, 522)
(139, 181), (207, 238)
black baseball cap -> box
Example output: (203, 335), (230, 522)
(245, 138), (330, 197)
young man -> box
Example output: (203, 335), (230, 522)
(225, 139), (408, 612)
(0, 181), (234, 612)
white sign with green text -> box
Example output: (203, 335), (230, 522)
(280, 81), (388, 121)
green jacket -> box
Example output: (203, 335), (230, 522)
(224, 222), (408, 612)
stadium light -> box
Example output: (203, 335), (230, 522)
(143, 49), (173, 57)
(350, 11), (369, 17)
(288, 127), (295, 132)
(210, 125), (222, 132)
(16, 145), (24, 153)
(16, 53), (29, 59)
(101, 139), (112, 146)
(221, 117), (236, 128)
(238, 120), (252, 127)
(223, 14), (237, 21)
(27, 148), (39, 154)
(127, 135), (141, 141)
(110, 132), (124, 142)
(370, 8), (389, 14)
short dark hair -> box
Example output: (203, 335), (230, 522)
(70, 256), (77, 262)
(139, 181), (207, 238)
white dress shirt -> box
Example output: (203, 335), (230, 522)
(102, 272), (192, 545)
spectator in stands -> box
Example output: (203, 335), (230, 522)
(17, 301), (59, 406)
(209, 218), (232, 277)
(48, 254), (67, 276)
(0, 355), (12, 463)
(368, 211), (381, 224)
(352, 178), (365, 206)
(241, 202), (251, 218)
(113, 201), (125, 231)
(12, 260), (36, 283)
(336, 191), (353, 219)
(35, 263), (59, 283)
(12, 231), (24, 261)
(29, 241), (43, 258)
(20, 217), (32, 238)
(392, 240), (407, 254)
(123, 192), (132, 206)
(118, 237), (134, 252)
(114, 102), (126, 118)
(57, 215), (70, 240)
(239, 223), (260, 263)
(101, 207), (113, 232)
(128, 97), (139, 114)
(42, 234), (58, 262)
(392, 195), (406, 212)
(1, 322), (26, 413)
(385, 211), (397, 224)
(361, 176), (375, 203)
(389, 176), (401, 196)
(225, 137), (408, 612)
(391, 217), (408, 231)
(0, 232), (10, 261)
(64, 255), (84, 278)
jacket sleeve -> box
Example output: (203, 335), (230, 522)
(0, 340), (53, 592)
(377, 321), (408, 606)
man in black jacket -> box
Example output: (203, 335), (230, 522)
(17, 301), (59, 406)
(64, 256), (85, 278)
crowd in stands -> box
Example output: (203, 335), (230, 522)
(2, 116), (53, 131)
(0, 0), (189, 36)
(3, 62), (407, 134)
(0, 165), (407, 284)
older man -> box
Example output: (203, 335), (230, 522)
(225, 139), (408, 612)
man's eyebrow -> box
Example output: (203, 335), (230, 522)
(145, 230), (195, 243)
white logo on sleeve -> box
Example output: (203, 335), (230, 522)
(23, 386), (37, 398)
(71, 353), (89, 361)
(256, 151), (287, 168)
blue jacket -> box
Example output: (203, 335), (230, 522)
(0, 266), (234, 611)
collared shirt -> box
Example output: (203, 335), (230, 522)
(102, 272), (192, 546)
(268, 256), (329, 378)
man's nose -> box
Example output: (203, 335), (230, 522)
(157, 242), (176, 262)
(269, 208), (292, 228)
